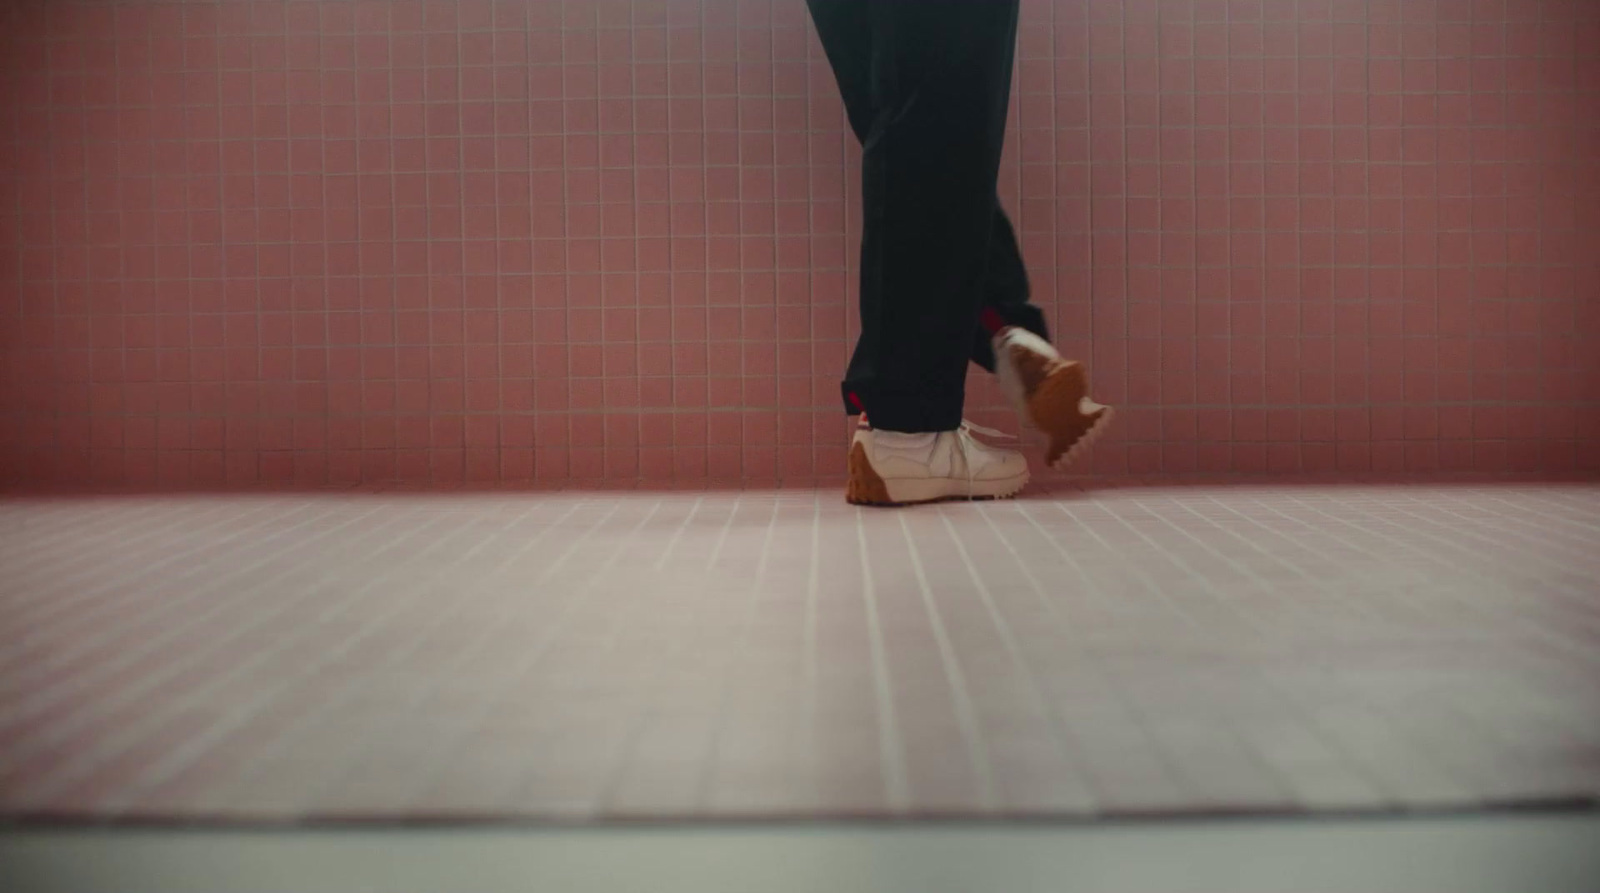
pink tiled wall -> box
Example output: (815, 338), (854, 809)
(2, 0), (1597, 489)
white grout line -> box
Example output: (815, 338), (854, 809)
(898, 511), (998, 812)
(945, 505), (1099, 813)
(854, 508), (909, 814)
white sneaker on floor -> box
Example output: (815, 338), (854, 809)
(991, 326), (1113, 471)
(846, 417), (1030, 506)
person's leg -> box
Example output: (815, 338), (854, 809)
(808, 0), (1049, 382)
(978, 207), (1113, 471)
(831, 0), (1022, 434)
(804, 0), (874, 142)
(810, 0), (1031, 505)
(970, 207), (1050, 373)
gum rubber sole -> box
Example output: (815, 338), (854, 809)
(1049, 404), (1113, 472)
(1012, 350), (1113, 472)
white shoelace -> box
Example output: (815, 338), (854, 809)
(956, 420), (1014, 495)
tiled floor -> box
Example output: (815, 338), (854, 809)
(1, 484), (1598, 822)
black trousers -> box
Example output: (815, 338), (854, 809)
(808, 0), (1051, 433)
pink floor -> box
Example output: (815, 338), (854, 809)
(2, 482), (1597, 822)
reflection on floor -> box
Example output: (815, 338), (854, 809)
(1, 484), (1598, 823)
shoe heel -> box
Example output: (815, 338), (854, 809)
(846, 442), (895, 506)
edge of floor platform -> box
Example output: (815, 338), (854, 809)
(4, 813), (1599, 893)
